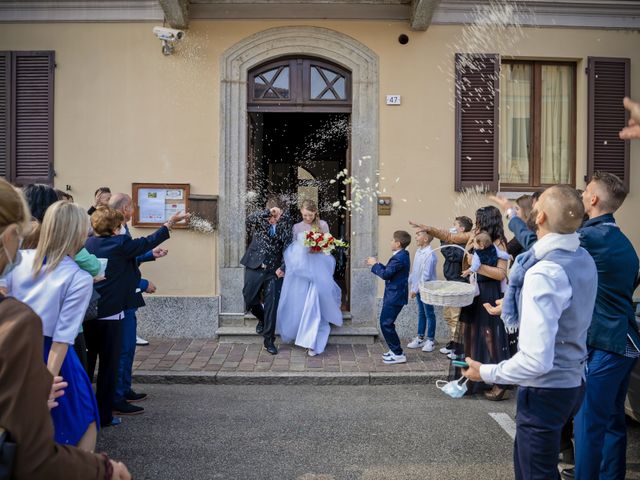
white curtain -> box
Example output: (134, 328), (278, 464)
(540, 65), (572, 184)
(500, 64), (531, 185)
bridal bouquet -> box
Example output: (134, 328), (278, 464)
(304, 230), (349, 255)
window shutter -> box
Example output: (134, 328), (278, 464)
(0, 52), (9, 180)
(455, 53), (500, 191)
(587, 57), (630, 190)
(13, 51), (54, 186)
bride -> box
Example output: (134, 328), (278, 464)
(276, 199), (343, 356)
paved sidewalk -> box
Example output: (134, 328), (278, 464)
(132, 338), (451, 385)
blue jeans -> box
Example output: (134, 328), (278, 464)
(574, 348), (637, 480)
(114, 308), (137, 403)
(380, 304), (404, 355)
(415, 291), (436, 340)
(514, 384), (584, 480)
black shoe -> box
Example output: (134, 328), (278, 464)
(560, 467), (575, 479)
(113, 401), (144, 416)
(264, 339), (278, 355)
(256, 321), (264, 335)
(125, 390), (148, 403)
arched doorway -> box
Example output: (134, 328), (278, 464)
(247, 57), (351, 308)
(218, 26), (378, 332)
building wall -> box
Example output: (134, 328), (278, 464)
(1, 21), (638, 303)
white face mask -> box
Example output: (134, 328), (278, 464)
(436, 377), (469, 399)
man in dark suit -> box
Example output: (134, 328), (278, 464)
(367, 230), (412, 365)
(241, 196), (293, 355)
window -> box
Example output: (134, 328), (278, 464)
(0, 51), (54, 186)
(248, 58), (351, 112)
(454, 55), (612, 192)
(500, 61), (576, 189)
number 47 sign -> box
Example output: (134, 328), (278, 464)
(386, 95), (401, 105)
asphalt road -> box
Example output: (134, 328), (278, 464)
(97, 384), (640, 480)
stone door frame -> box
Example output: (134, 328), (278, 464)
(218, 26), (379, 325)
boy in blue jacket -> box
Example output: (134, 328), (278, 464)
(367, 230), (412, 364)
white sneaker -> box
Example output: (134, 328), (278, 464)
(383, 353), (407, 364)
(422, 339), (435, 352)
(136, 335), (149, 346)
(382, 350), (394, 359)
(447, 352), (456, 359)
(440, 346), (453, 354)
(407, 336), (426, 349)
(308, 349), (318, 357)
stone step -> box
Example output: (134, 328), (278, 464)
(219, 311), (353, 328)
(216, 324), (378, 345)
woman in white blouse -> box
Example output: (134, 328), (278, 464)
(6, 200), (99, 450)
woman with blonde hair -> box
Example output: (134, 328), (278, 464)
(5, 199), (99, 449)
(276, 198), (343, 356)
(0, 179), (131, 480)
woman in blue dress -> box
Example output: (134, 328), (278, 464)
(6, 200), (99, 449)
(276, 199), (343, 356)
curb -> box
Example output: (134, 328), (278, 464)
(132, 370), (448, 386)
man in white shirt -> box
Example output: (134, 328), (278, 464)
(462, 185), (598, 480)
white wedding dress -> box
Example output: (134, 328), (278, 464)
(276, 221), (343, 354)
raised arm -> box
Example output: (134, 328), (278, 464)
(409, 221), (471, 244)
(371, 256), (404, 280)
(508, 216), (537, 252)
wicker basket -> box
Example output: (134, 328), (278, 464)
(419, 280), (476, 307)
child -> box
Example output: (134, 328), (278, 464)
(366, 230), (412, 364)
(407, 230), (438, 352)
(439, 216), (472, 356)
(462, 231), (511, 277)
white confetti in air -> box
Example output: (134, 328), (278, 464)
(188, 214), (215, 235)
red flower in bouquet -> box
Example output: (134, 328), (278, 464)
(303, 228), (349, 255)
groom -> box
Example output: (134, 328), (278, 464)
(241, 195), (293, 355)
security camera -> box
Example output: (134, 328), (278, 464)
(153, 26), (185, 42)
(152, 26), (185, 55)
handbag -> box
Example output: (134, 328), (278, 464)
(0, 427), (16, 480)
(83, 288), (101, 322)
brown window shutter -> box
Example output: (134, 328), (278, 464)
(455, 53), (500, 192)
(0, 52), (9, 180)
(587, 57), (630, 190)
(13, 51), (54, 186)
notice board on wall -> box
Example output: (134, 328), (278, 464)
(132, 183), (190, 228)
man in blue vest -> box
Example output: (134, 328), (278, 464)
(463, 185), (598, 480)
(492, 172), (640, 479)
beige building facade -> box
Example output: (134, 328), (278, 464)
(1, 1), (639, 339)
